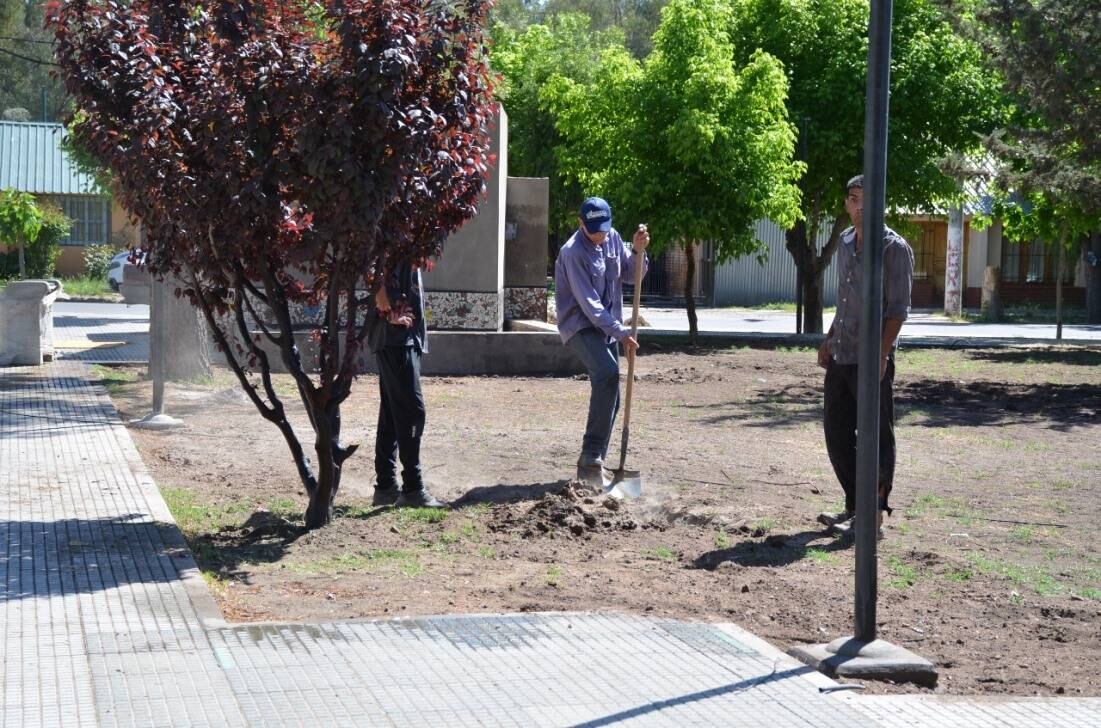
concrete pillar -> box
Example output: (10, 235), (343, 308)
(944, 204), (964, 316)
(422, 105), (508, 330)
(504, 176), (550, 321)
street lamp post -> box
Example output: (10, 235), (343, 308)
(789, 0), (937, 686)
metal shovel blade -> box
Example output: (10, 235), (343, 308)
(604, 468), (642, 499)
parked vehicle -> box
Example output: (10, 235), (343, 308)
(106, 250), (144, 291)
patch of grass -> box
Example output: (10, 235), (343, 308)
(477, 546), (494, 559)
(806, 548), (838, 566)
(904, 494), (978, 524)
(439, 531), (460, 545)
(905, 494), (947, 519)
(1052, 480), (1075, 490)
(400, 559), (424, 578)
(201, 570), (228, 596)
(59, 275), (116, 298)
(267, 497), (299, 521)
(336, 503), (377, 519)
(1010, 526), (1035, 544)
(91, 364), (139, 393)
(396, 507), (449, 525)
(714, 529), (731, 549)
(943, 567), (973, 583)
(646, 546), (677, 561)
(887, 556), (921, 589)
(1050, 499), (1069, 514)
(1077, 588), (1101, 601)
(546, 564), (562, 587)
(968, 555), (1063, 596)
(460, 522), (479, 539)
(751, 517), (777, 536)
(161, 486), (253, 536)
(288, 548), (415, 576)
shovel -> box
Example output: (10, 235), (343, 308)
(605, 226), (647, 499)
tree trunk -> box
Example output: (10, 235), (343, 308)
(1056, 229), (1067, 341)
(1086, 231), (1101, 325)
(684, 239), (698, 345)
(305, 442), (338, 529)
(802, 267), (825, 334)
(17, 235), (25, 280)
(786, 219), (843, 335)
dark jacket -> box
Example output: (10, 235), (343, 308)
(369, 262), (428, 354)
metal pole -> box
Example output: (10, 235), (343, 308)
(796, 119), (808, 335)
(151, 277), (165, 416)
(855, 0), (894, 644)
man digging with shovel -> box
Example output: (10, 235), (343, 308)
(555, 197), (650, 491)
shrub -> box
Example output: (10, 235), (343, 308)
(24, 203), (69, 278)
(83, 243), (118, 279)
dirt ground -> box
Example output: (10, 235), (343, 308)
(100, 343), (1101, 697)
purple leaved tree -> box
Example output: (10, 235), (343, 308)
(49, 0), (497, 528)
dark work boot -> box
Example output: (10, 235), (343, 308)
(372, 484), (400, 506)
(396, 489), (448, 509)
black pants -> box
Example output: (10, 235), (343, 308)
(823, 358), (896, 514)
(375, 346), (425, 492)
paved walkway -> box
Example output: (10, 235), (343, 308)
(2, 362), (1099, 727)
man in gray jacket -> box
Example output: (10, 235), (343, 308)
(555, 197), (649, 481)
(816, 175), (914, 539)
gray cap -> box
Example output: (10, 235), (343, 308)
(846, 174), (864, 191)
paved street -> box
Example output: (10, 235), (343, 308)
(640, 307), (1101, 343)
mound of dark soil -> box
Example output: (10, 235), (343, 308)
(489, 480), (647, 538)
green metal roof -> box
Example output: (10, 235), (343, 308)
(0, 121), (100, 196)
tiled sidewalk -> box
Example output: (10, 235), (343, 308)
(1, 362), (1098, 727)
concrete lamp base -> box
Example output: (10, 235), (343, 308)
(789, 636), (938, 688)
(129, 413), (185, 431)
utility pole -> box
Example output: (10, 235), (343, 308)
(790, 0), (936, 686)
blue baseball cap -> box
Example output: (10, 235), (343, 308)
(580, 197), (612, 234)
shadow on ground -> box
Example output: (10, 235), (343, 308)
(693, 529), (851, 571)
(966, 349), (1101, 367)
(898, 380), (1100, 431)
(452, 480), (571, 506)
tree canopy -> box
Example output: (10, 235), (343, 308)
(544, 0), (803, 340)
(492, 14), (627, 242)
(726, 0), (1006, 331)
(50, 0), (497, 528)
(940, 0), (1100, 211)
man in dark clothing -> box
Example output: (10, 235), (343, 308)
(371, 260), (445, 508)
(816, 175), (914, 539)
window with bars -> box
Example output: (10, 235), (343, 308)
(1001, 240), (1073, 284)
(52, 196), (111, 246)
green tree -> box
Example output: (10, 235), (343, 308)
(545, 0), (802, 341)
(727, 0), (1005, 332)
(0, 188), (43, 279)
(0, 1), (66, 121)
(492, 14), (629, 252)
(939, 0), (1101, 322)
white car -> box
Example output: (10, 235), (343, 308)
(106, 250), (144, 291)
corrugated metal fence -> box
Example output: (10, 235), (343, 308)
(713, 219), (840, 307)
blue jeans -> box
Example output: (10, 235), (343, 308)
(566, 328), (621, 460)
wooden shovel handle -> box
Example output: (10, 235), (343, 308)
(617, 239), (645, 470)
